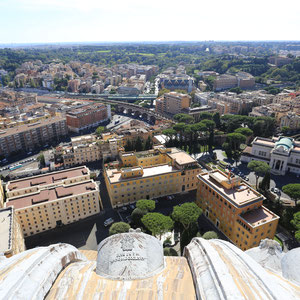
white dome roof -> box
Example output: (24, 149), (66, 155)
(281, 247), (300, 285)
(96, 230), (165, 280)
(246, 239), (284, 273)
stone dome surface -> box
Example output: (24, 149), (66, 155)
(96, 230), (165, 280)
(281, 247), (300, 285)
(246, 238), (284, 272)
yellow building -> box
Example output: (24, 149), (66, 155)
(196, 170), (279, 250)
(104, 146), (202, 207)
(5, 166), (102, 237)
(0, 207), (26, 257)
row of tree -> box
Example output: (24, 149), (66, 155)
(124, 136), (153, 152)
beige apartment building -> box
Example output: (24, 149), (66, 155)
(156, 92), (191, 115)
(0, 116), (67, 157)
(196, 170), (279, 250)
(0, 207), (26, 257)
(62, 134), (123, 167)
(5, 166), (102, 237)
(104, 146), (202, 207)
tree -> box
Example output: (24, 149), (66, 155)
(234, 127), (253, 137)
(144, 136), (153, 150)
(134, 136), (143, 152)
(202, 231), (218, 240)
(37, 153), (45, 167)
(229, 87), (243, 94)
(260, 171), (271, 191)
(291, 212), (300, 242)
(282, 184), (300, 206)
(109, 222), (131, 236)
(174, 113), (194, 124)
(171, 203), (202, 231)
(141, 213), (174, 238)
(213, 112), (221, 129)
(226, 132), (246, 151)
(162, 128), (176, 145)
(163, 248), (178, 256)
(158, 88), (170, 97)
(247, 160), (271, 189)
(131, 208), (147, 226)
(136, 199), (155, 212)
(173, 123), (185, 146)
(222, 142), (232, 159)
(95, 126), (105, 136)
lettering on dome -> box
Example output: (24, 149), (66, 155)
(110, 235), (146, 265)
(96, 231), (165, 280)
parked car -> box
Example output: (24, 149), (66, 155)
(104, 218), (114, 227)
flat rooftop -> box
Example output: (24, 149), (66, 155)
(0, 207), (13, 253)
(240, 206), (278, 227)
(7, 166), (89, 191)
(199, 171), (261, 206)
(0, 116), (65, 138)
(168, 150), (196, 165)
(6, 181), (97, 210)
(254, 138), (275, 147)
(107, 164), (177, 183)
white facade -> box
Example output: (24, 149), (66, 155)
(241, 136), (300, 175)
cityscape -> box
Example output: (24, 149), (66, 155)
(0, 1), (300, 298)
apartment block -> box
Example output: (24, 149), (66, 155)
(62, 134), (123, 167)
(66, 103), (111, 133)
(0, 207), (25, 257)
(5, 166), (102, 237)
(104, 146), (202, 208)
(196, 170), (279, 250)
(0, 116), (67, 157)
(213, 74), (237, 91)
(156, 92), (191, 115)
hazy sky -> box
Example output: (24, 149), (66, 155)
(0, 0), (299, 44)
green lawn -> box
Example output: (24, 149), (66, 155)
(274, 236), (283, 249)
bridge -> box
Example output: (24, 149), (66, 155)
(96, 98), (172, 124)
(62, 95), (173, 124)
(66, 93), (157, 102)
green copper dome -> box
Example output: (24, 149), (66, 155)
(275, 137), (294, 151)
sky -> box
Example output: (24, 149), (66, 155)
(0, 0), (299, 44)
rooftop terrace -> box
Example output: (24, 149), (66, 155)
(240, 206), (279, 227)
(199, 170), (262, 206)
(106, 164), (177, 183)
